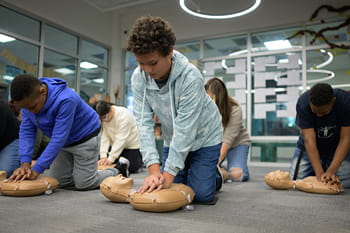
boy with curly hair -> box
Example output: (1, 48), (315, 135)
(127, 15), (223, 204)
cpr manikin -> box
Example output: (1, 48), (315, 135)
(0, 171), (59, 197)
(100, 174), (195, 212)
(264, 170), (342, 194)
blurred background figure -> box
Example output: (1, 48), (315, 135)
(94, 100), (143, 174)
(0, 100), (20, 177)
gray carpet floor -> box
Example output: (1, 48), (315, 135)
(1, 166), (349, 233)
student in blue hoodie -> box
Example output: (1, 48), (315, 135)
(8, 74), (121, 190)
(127, 15), (223, 204)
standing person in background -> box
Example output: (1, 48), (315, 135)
(289, 82), (350, 188)
(93, 100), (143, 175)
(127, 15), (223, 204)
(0, 101), (20, 177)
(7, 74), (124, 189)
(205, 77), (251, 182)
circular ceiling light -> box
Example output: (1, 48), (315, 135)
(179, 0), (261, 19)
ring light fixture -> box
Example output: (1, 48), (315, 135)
(179, 0), (261, 19)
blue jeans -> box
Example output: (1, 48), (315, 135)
(226, 144), (250, 181)
(161, 144), (221, 203)
(0, 139), (20, 177)
(289, 147), (350, 188)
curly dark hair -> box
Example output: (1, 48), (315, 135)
(10, 74), (42, 101)
(309, 82), (334, 106)
(126, 15), (176, 56)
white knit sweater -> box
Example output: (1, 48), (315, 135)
(100, 106), (139, 163)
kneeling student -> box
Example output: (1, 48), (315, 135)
(8, 74), (125, 190)
(94, 100), (143, 174)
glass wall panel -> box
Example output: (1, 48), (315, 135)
(305, 20), (349, 47)
(306, 48), (350, 90)
(43, 49), (77, 88)
(44, 24), (78, 55)
(251, 142), (296, 162)
(202, 57), (248, 123)
(80, 61), (107, 103)
(81, 39), (108, 66)
(203, 35), (247, 58)
(0, 39), (39, 87)
(251, 52), (302, 136)
(175, 41), (200, 60)
(251, 27), (302, 53)
(0, 5), (40, 41)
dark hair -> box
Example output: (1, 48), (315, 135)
(309, 83), (334, 106)
(8, 100), (21, 118)
(94, 100), (114, 116)
(126, 15), (176, 56)
(10, 74), (42, 101)
(205, 78), (238, 128)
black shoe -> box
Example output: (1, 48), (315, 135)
(115, 157), (130, 177)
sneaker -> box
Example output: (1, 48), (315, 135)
(115, 157), (130, 178)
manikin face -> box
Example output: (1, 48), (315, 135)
(15, 84), (47, 114)
(310, 97), (335, 117)
(135, 50), (173, 80)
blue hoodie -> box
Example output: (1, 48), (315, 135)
(131, 50), (223, 176)
(19, 78), (100, 173)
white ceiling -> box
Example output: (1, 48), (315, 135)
(84, 0), (160, 11)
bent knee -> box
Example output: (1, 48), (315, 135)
(229, 167), (244, 181)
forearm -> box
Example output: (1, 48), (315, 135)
(305, 144), (324, 177)
(328, 139), (350, 174)
(219, 143), (230, 164)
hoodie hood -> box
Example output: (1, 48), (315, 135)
(141, 50), (189, 92)
(40, 77), (67, 113)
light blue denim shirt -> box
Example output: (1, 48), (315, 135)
(131, 50), (223, 176)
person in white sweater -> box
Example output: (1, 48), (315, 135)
(205, 78), (251, 182)
(94, 101), (142, 173)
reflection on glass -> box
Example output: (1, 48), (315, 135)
(251, 53), (302, 136)
(0, 39), (39, 85)
(44, 24), (78, 55)
(80, 62), (107, 104)
(175, 41), (200, 60)
(201, 57), (248, 122)
(44, 49), (76, 88)
(252, 27), (302, 52)
(306, 48), (350, 88)
(203, 35), (247, 58)
(81, 39), (108, 66)
(0, 5), (40, 41)
(305, 20), (349, 46)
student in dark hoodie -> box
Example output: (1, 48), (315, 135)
(8, 74), (122, 190)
